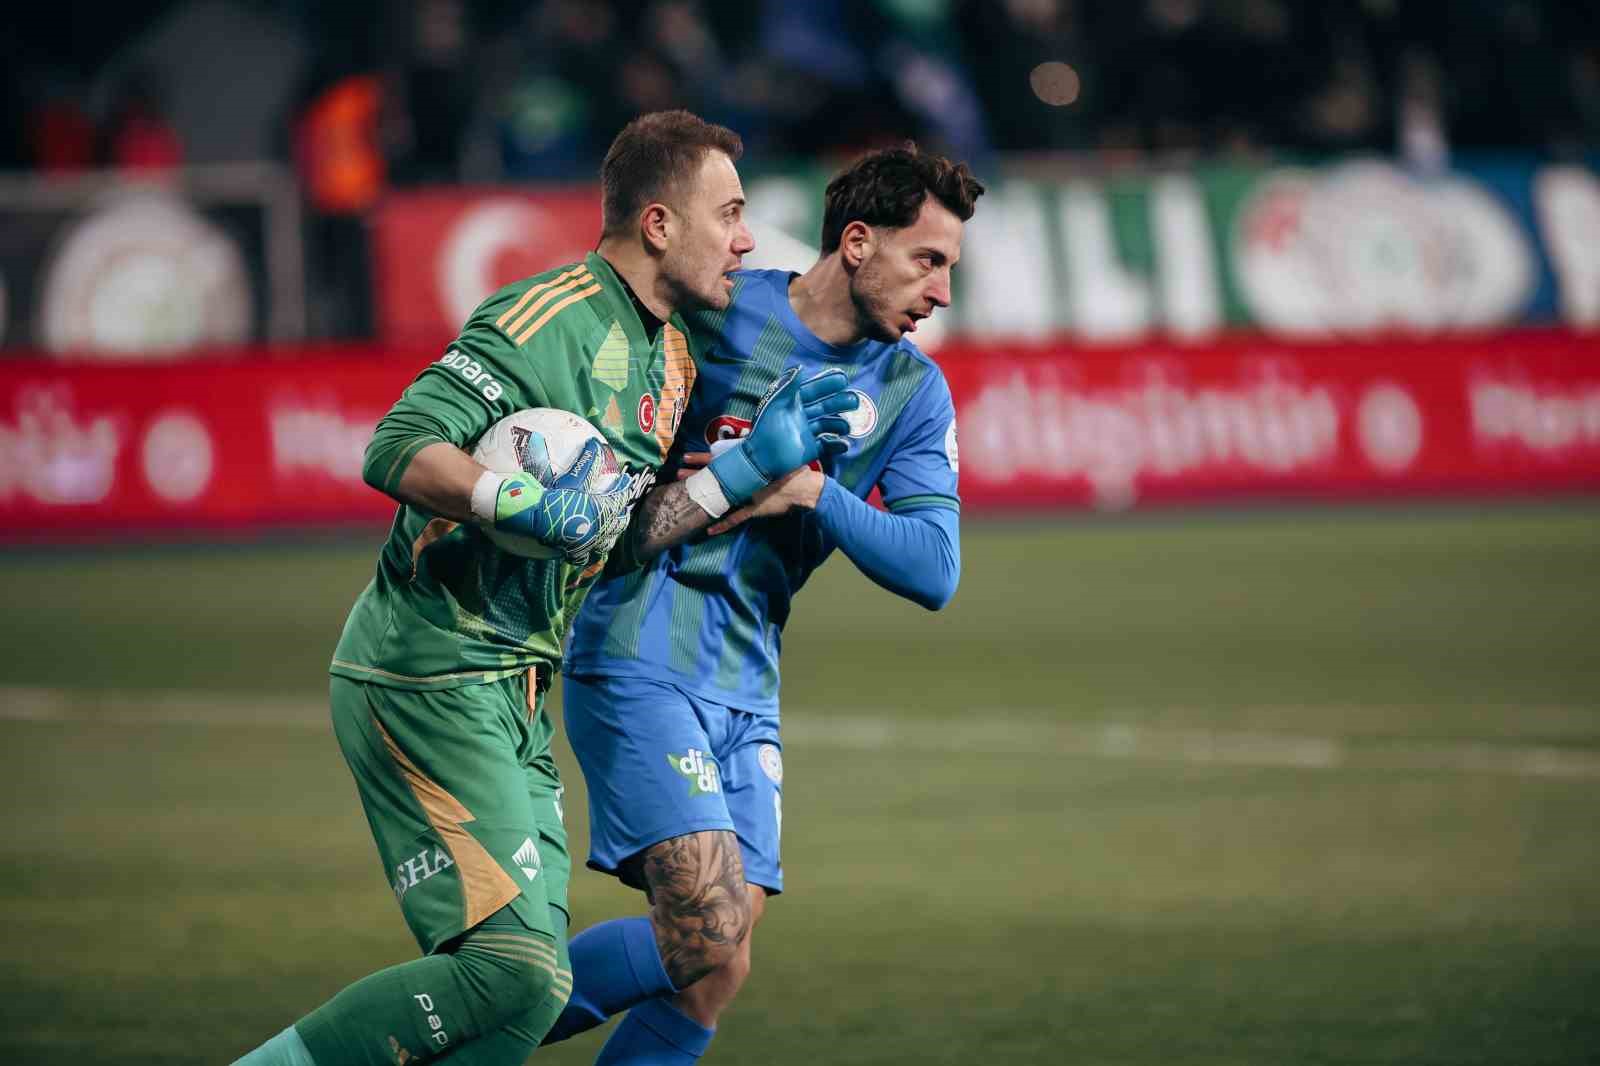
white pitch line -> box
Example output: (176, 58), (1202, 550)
(3, 686), (1599, 780)
(781, 716), (1600, 779)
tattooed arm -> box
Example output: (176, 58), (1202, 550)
(601, 479), (718, 579)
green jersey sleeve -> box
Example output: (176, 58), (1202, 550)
(362, 321), (557, 497)
(332, 252), (697, 692)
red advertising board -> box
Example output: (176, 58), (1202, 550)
(939, 329), (1600, 509)
(0, 347), (425, 537)
(370, 187), (603, 343)
(1, 331), (1598, 540)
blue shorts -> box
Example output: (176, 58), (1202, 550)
(562, 674), (784, 894)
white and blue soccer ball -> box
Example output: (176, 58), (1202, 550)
(471, 407), (622, 558)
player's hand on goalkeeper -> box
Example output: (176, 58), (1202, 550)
(676, 453), (824, 535)
(490, 438), (636, 565)
(702, 368), (856, 508)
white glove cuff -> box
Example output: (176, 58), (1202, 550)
(685, 467), (732, 519)
(469, 470), (507, 526)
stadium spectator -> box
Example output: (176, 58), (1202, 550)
(103, 69), (184, 173)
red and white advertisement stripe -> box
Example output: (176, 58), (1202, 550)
(1, 330), (1597, 537)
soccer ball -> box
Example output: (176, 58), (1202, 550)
(471, 407), (622, 558)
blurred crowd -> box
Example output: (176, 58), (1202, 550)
(2, 0), (1596, 347)
(5, 0), (1599, 189)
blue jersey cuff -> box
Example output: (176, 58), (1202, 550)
(814, 478), (960, 610)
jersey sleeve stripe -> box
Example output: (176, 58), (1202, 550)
(380, 433), (445, 496)
(512, 282), (604, 345)
(503, 271), (597, 338)
(886, 493), (960, 513)
(495, 265), (591, 330)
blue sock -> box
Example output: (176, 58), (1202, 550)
(232, 1026), (318, 1066)
(542, 917), (677, 1044)
(596, 998), (714, 1066)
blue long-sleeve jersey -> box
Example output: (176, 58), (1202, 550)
(564, 270), (962, 715)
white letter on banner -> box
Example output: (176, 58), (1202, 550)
(957, 183), (1057, 338)
(1061, 182), (1152, 341)
(1534, 166), (1600, 328)
(1152, 175), (1221, 338)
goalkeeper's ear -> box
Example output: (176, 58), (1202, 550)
(640, 201), (673, 254)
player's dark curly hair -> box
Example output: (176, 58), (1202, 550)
(601, 110), (744, 237)
(819, 144), (985, 254)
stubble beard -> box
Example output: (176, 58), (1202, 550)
(850, 261), (900, 344)
(663, 244), (730, 315)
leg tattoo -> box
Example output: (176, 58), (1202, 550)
(641, 831), (751, 989)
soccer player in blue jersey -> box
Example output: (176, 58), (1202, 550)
(545, 145), (984, 1065)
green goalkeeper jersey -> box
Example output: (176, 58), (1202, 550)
(331, 252), (698, 691)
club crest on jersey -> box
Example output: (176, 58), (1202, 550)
(668, 748), (721, 796)
(758, 744), (783, 785)
(843, 390), (878, 438)
(638, 393), (656, 433)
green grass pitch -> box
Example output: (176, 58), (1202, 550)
(3, 504), (1598, 1064)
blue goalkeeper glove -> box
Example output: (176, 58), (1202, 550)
(487, 438), (635, 565)
(703, 368), (857, 508)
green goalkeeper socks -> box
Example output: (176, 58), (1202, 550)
(232, 920), (569, 1066)
(232, 1026), (317, 1066)
(293, 952), (470, 1065)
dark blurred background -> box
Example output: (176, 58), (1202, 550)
(9, 0), (1599, 174)
(2, 0), (1597, 345)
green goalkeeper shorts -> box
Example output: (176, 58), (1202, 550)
(329, 672), (571, 955)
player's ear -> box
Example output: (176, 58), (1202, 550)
(641, 202), (672, 253)
(839, 221), (874, 269)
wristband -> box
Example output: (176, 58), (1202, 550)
(685, 467), (732, 518)
(470, 469), (507, 526)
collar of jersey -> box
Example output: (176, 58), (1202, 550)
(586, 251), (690, 353)
(770, 271), (883, 363)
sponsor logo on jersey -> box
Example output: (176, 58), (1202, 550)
(412, 992), (452, 1050)
(706, 414), (751, 445)
(638, 393), (656, 433)
(436, 349), (505, 403)
(513, 836), (542, 882)
(705, 412), (824, 470)
(668, 748), (721, 796)
(758, 744), (784, 785)
(392, 845), (456, 900)
(944, 419), (959, 472)
(843, 390), (878, 438)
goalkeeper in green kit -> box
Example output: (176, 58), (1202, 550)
(232, 111), (858, 1066)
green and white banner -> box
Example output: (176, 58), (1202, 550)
(744, 157), (1600, 341)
